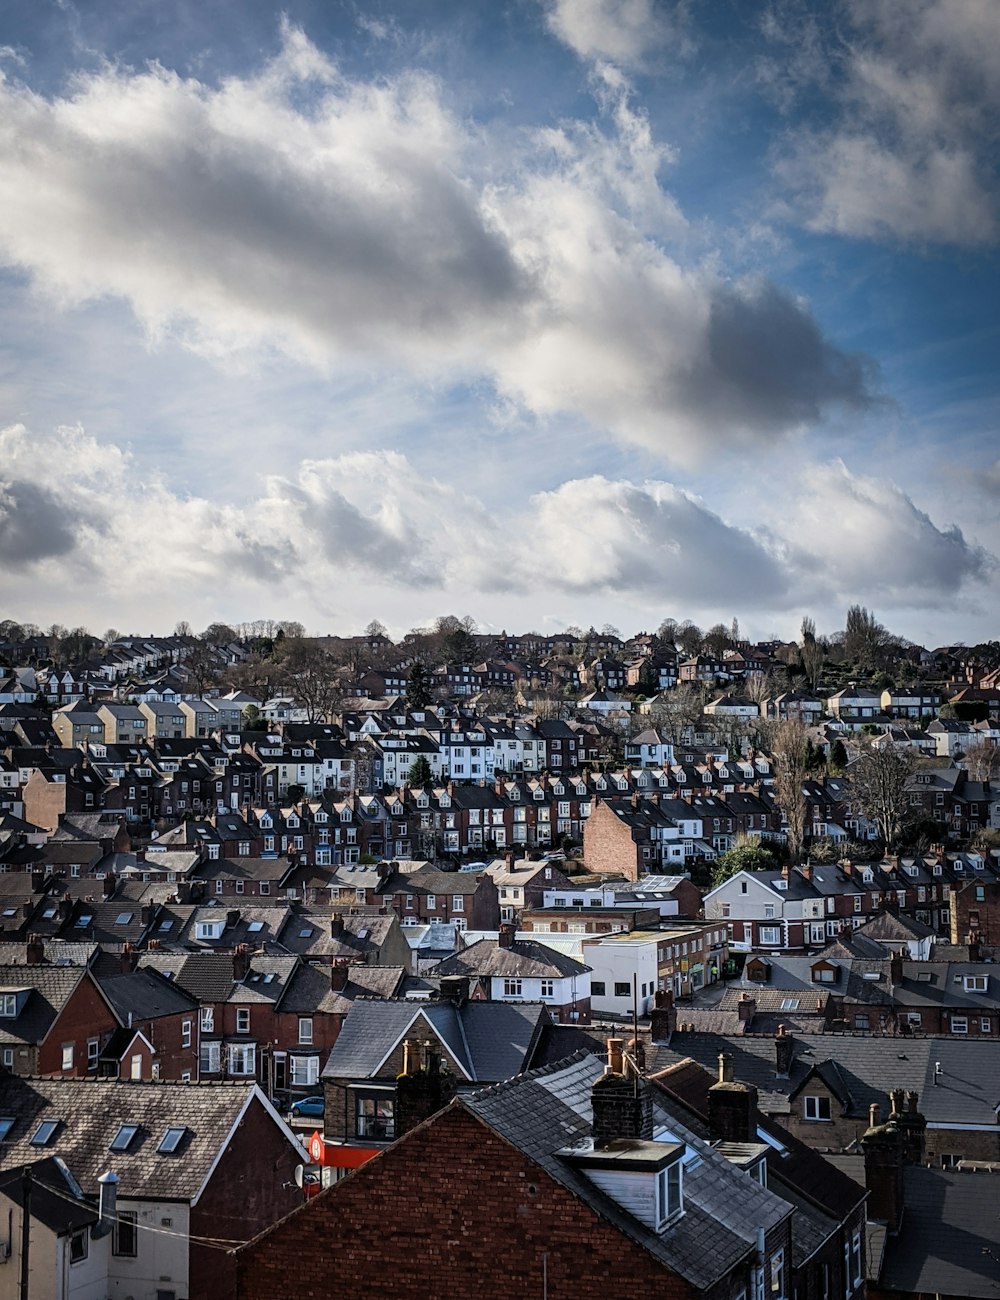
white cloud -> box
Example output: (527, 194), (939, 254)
(543, 0), (683, 69)
(3, 423), (988, 632)
(0, 28), (877, 465)
(772, 0), (1000, 246)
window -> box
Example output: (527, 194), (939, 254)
(236, 1008), (250, 1034)
(540, 979), (555, 999)
(452, 896), (464, 912)
(592, 981), (606, 996)
(182, 1019), (192, 1048)
(201, 1007), (214, 1033)
(215, 880), (224, 895)
(720, 903), (731, 918)
(235, 880), (245, 895)
(951, 1016), (969, 1034)
(110, 1124), (139, 1152)
(981, 1018), (992, 1033)
(70, 1228), (89, 1264)
(113, 1210), (138, 1257)
(228, 1043), (256, 1075)
(61, 1043), (74, 1071)
(656, 1159), (682, 1227)
(764, 904), (775, 919)
(30, 1120), (59, 1146)
(356, 1094), (394, 1139)
(291, 1055), (319, 1087)
(803, 1095), (831, 1121)
(759, 926), (781, 946)
(200, 1041), (221, 1073)
(849, 1229), (862, 1288)
(87, 1037), (99, 1070)
(771, 1247), (785, 1299)
(158, 1126), (186, 1154)
(813, 965), (835, 983)
(613, 982), (631, 997)
(426, 895), (436, 909)
(503, 979), (523, 998)
(298, 1017), (313, 1045)
(0, 993), (17, 1018)
(964, 975), (988, 992)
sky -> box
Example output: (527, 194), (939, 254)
(0, 0), (997, 644)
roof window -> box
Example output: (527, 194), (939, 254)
(110, 1124), (139, 1152)
(30, 1120), (59, 1147)
(158, 1126), (186, 1154)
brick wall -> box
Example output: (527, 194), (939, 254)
(191, 1095), (301, 1300)
(583, 801), (640, 880)
(236, 1103), (707, 1299)
(40, 974), (118, 1075)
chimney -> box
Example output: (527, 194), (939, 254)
(862, 1111), (905, 1233)
(102, 874), (117, 900)
(94, 1171), (119, 1239)
(330, 960), (350, 992)
(895, 1090), (927, 1166)
(781, 863), (789, 881)
(969, 934), (983, 963)
(591, 1038), (653, 1147)
(498, 922), (517, 950)
(650, 988), (676, 1042)
(775, 1024), (794, 1078)
(120, 942), (139, 975)
(799, 862), (812, 881)
(232, 943), (251, 982)
(25, 934), (45, 966)
(890, 949), (904, 985)
(737, 993), (756, 1024)
(708, 1053), (758, 1143)
(395, 1038), (457, 1137)
(30, 870), (45, 894)
(330, 912), (344, 939)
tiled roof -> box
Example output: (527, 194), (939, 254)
(0, 1076), (283, 1200)
(433, 937), (590, 979)
(97, 968), (199, 1021)
(465, 1052), (789, 1290)
(0, 964), (87, 1046)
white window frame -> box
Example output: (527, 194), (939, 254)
(803, 1095), (831, 1122)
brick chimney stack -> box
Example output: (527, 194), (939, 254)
(650, 988), (676, 1042)
(708, 1052), (758, 1143)
(498, 922), (517, 950)
(120, 942), (139, 975)
(737, 993), (756, 1024)
(330, 912), (344, 939)
(862, 1111), (906, 1233)
(591, 1038), (653, 1148)
(395, 1038), (458, 1137)
(25, 934), (44, 966)
(232, 943), (251, 982)
(775, 1024), (794, 1078)
(890, 949), (904, 986)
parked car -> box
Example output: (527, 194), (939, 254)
(289, 1095), (324, 1118)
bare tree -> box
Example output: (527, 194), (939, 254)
(275, 638), (343, 722)
(772, 718), (809, 862)
(648, 683), (702, 747)
(848, 742), (916, 848)
(963, 740), (1000, 783)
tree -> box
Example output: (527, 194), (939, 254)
(406, 662), (433, 709)
(828, 738), (849, 773)
(201, 622), (236, 645)
(703, 623), (731, 657)
(243, 704), (266, 731)
(848, 743), (915, 848)
(364, 619), (388, 639)
(656, 618), (678, 647)
(647, 683), (702, 747)
(771, 718), (809, 862)
(963, 740), (1000, 782)
(185, 640), (221, 696)
(407, 755), (433, 786)
(174, 620), (193, 637)
(843, 605), (890, 669)
(676, 622), (702, 657)
(103, 628), (120, 645)
(711, 836), (780, 888)
(274, 638), (342, 722)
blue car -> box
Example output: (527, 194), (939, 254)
(289, 1095), (324, 1118)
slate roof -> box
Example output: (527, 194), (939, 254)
(464, 1052), (790, 1290)
(97, 968), (199, 1021)
(879, 1167), (1000, 1298)
(279, 963), (407, 1016)
(321, 998), (547, 1083)
(0, 1076), (289, 1200)
(0, 1156), (96, 1233)
(276, 908), (398, 961)
(0, 964), (88, 1046)
(433, 937), (590, 979)
(649, 1032), (1000, 1126)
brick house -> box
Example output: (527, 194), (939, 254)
(238, 1045), (800, 1300)
(0, 1074), (302, 1300)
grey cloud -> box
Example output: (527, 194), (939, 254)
(680, 280), (880, 433)
(0, 479), (82, 563)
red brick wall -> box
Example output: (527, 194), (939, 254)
(39, 974), (118, 1075)
(583, 800), (640, 880)
(191, 1095), (302, 1300)
(236, 1104), (704, 1300)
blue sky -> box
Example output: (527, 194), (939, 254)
(0, 0), (997, 644)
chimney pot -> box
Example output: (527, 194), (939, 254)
(607, 1038), (625, 1075)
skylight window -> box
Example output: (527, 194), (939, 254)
(248, 921), (264, 933)
(30, 1120), (59, 1146)
(299, 928), (313, 938)
(74, 915), (92, 929)
(0, 1117), (15, 1141)
(115, 913), (133, 926)
(158, 1126), (186, 1154)
(110, 1124), (139, 1152)
(2, 908), (16, 918)
(159, 920), (173, 931)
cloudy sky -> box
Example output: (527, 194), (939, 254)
(0, 0), (997, 644)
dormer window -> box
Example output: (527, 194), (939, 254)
(656, 1158), (683, 1229)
